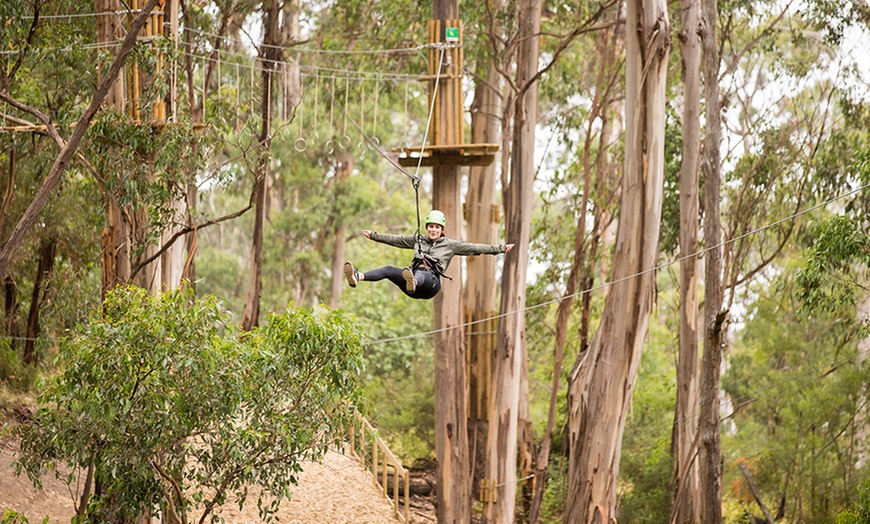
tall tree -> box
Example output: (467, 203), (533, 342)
(564, 0), (671, 520)
(483, 0), (541, 520)
(464, 10), (503, 494)
(0, 0), (161, 283)
(430, 1), (470, 522)
(528, 14), (623, 522)
(672, 0), (702, 520)
(699, 0), (726, 518)
(242, 0), (283, 330)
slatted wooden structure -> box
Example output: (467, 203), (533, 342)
(2, 0), (174, 133)
(394, 20), (499, 167)
(128, 0), (168, 122)
(348, 412), (412, 523)
(465, 310), (497, 421)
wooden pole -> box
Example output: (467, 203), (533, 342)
(431, 1), (470, 522)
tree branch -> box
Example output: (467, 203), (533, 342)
(0, 0), (162, 279)
(0, 94), (68, 148)
(0, 0), (41, 92)
(130, 203), (253, 277)
(518, 0), (620, 100)
(738, 463), (775, 524)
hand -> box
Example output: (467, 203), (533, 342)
(505, 243), (515, 253)
(363, 230), (373, 239)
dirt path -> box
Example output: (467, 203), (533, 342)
(0, 438), (404, 523)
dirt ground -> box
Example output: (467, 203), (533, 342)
(0, 435), (431, 523)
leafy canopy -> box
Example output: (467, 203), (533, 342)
(14, 286), (363, 523)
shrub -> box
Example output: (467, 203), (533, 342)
(14, 286), (362, 523)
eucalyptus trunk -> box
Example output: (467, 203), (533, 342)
(464, 40), (503, 494)
(242, 0), (281, 330)
(671, 0), (702, 520)
(483, 0), (540, 520)
(23, 237), (56, 365)
(331, 149), (352, 308)
(699, 0), (726, 518)
(563, 0), (670, 521)
(430, 0), (470, 521)
(528, 20), (620, 523)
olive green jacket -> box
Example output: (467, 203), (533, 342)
(369, 232), (506, 276)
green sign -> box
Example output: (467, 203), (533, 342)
(445, 27), (459, 42)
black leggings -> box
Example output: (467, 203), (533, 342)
(364, 266), (441, 299)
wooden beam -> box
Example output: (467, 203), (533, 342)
(398, 154), (495, 167)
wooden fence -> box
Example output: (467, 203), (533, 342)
(348, 412), (411, 523)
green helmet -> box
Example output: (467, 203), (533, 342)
(424, 210), (447, 228)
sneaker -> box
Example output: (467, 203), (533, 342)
(344, 261), (359, 288)
(402, 267), (416, 293)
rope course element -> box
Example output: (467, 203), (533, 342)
(344, 45), (447, 242)
(326, 77), (335, 154)
(339, 75), (351, 150)
(294, 81), (307, 152)
(22, 10), (164, 19)
(371, 74), (380, 149)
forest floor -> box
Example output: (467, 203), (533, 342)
(0, 422), (437, 523)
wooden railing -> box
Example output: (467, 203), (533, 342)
(348, 413), (410, 523)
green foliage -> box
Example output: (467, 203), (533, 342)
(363, 357), (435, 462)
(0, 510), (48, 524)
(659, 105), (686, 256)
(616, 312), (675, 523)
(796, 213), (870, 316)
(724, 267), (869, 523)
(539, 462), (569, 523)
(14, 286), (363, 522)
(0, 340), (37, 391)
(836, 479), (870, 524)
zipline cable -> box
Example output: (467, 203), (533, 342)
(412, 45), (446, 239)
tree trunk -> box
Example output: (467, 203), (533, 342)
(563, 0), (670, 521)
(699, 0), (726, 519)
(465, 32), (503, 499)
(95, 0), (126, 110)
(4, 276), (18, 351)
(433, 163), (470, 524)
(331, 150), (352, 308)
(483, 0), (541, 520)
(671, 0), (702, 520)
(429, 0), (471, 520)
(738, 463), (775, 523)
(161, 196), (186, 291)
(23, 237), (55, 365)
(242, 0), (281, 330)
(528, 21), (620, 523)
(513, 4), (544, 512)
(155, 0), (185, 292)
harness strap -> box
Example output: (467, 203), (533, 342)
(413, 253), (453, 281)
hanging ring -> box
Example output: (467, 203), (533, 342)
(339, 135), (352, 150)
(325, 138), (335, 154)
(294, 137), (308, 152)
(367, 136), (381, 150)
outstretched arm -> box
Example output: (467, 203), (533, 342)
(364, 230), (417, 249)
(451, 240), (515, 256)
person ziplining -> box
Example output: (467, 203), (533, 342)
(343, 210), (514, 300)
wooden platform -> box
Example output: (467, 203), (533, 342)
(392, 143), (499, 167)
